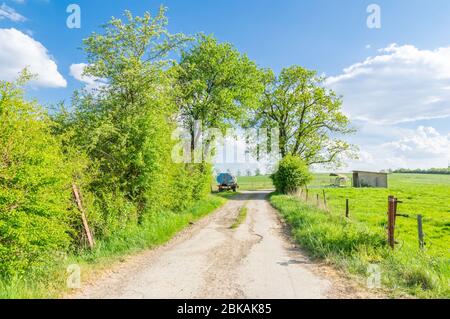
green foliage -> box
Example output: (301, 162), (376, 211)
(253, 66), (356, 166)
(271, 155), (312, 194)
(0, 194), (226, 298)
(176, 34), (264, 158)
(54, 8), (211, 239)
(394, 167), (450, 175)
(0, 8), (215, 289)
(0, 72), (74, 279)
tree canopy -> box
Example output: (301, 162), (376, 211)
(253, 66), (356, 167)
(175, 34), (264, 160)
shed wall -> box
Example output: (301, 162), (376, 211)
(353, 172), (388, 188)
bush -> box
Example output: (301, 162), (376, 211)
(51, 11), (213, 236)
(271, 155), (312, 194)
(0, 74), (74, 278)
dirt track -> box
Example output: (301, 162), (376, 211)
(72, 191), (378, 299)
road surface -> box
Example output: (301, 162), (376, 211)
(72, 191), (374, 299)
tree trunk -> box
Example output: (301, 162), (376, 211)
(279, 127), (287, 158)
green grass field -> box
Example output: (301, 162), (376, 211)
(237, 175), (274, 190)
(306, 173), (450, 259)
(269, 173), (450, 298)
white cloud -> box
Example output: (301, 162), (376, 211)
(327, 44), (450, 124)
(346, 125), (450, 171)
(382, 126), (450, 159)
(0, 28), (67, 88)
(0, 3), (26, 22)
(69, 63), (107, 91)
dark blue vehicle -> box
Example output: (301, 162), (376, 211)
(216, 173), (239, 192)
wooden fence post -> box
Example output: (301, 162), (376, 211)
(72, 184), (95, 249)
(316, 194), (320, 207)
(322, 190), (328, 211)
(387, 195), (396, 249)
(345, 199), (349, 218)
(417, 215), (424, 250)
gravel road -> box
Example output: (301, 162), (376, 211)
(72, 191), (376, 299)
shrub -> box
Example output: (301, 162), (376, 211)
(271, 155), (312, 194)
(52, 10), (212, 235)
(0, 74), (74, 278)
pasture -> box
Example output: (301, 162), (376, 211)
(237, 175), (274, 191)
(269, 173), (449, 298)
(242, 173), (449, 258)
(306, 173), (450, 259)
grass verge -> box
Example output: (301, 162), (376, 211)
(0, 194), (227, 299)
(231, 206), (248, 229)
(269, 193), (450, 299)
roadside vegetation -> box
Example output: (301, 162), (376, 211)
(270, 173), (450, 298)
(0, 195), (226, 298)
(231, 206), (248, 229)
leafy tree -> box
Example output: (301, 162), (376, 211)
(175, 35), (264, 161)
(271, 155), (312, 194)
(254, 66), (356, 167)
(57, 8), (199, 229)
(0, 72), (74, 277)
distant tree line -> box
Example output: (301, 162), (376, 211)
(393, 168), (450, 175)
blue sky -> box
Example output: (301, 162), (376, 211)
(1, 0), (450, 171)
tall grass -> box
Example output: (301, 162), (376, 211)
(270, 194), (450, 298)
(0, 195), (226, 299)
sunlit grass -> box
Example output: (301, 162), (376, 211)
(270, 173), (450, 298)
(0, 195), (227, 299)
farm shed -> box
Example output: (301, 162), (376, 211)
(352, 171), (388, 188)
